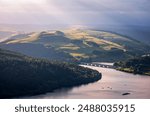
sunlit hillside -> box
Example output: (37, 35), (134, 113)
(0, 28), (150, 62)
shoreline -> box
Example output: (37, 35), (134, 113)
(116, 68), (150, 76)
(25, 65), (150, 99)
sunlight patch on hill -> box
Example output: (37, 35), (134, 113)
(6, 32), (40, 44)
(64, 29), (125, 50)
(59, 44), (80, 50)
(70, 52), (89, 59)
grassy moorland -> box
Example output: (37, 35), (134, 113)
(1, 29), (149, 63)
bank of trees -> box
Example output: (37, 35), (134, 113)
(114, 55), (150, 75)
(0, 49), (101, 98)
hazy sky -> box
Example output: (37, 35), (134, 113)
(0, 0), (150, 26)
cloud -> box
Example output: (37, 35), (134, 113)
(0, 0), (149, 26)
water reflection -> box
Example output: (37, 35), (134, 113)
(26, 66), (150, 99)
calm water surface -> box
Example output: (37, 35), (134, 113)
(26, 65), (150, 99)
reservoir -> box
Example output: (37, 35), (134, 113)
(26, 65), (150, 99)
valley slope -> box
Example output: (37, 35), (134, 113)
(0, 48), (101, 98)
(114, 55), (150, 76)
(0, 29), (149, 63)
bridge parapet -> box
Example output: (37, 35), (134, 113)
(80, 62), (116, 69)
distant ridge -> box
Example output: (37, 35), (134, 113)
(0, 28), (150, 62)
